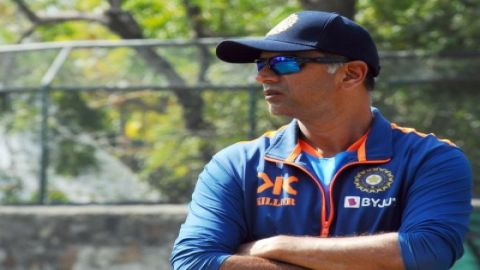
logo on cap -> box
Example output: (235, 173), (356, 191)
(266, 14), (299, 36)
(354, 168), (393, 193)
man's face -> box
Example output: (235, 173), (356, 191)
(255, 50), (342, 121)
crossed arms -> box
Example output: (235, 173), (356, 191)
(220, 233), (403, 270)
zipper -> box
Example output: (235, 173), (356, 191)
(323, 159), (390, 236)
(265, 156), (390, 237)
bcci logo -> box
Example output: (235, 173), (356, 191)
(354, 168), (393, 193)
(267, 14), (299, 36)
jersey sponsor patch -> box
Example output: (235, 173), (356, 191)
(257, 172), (298, 195)
(344, 196), (361, 208)
(344, 196), (397, 208)
(256, 172), (298, 207)
(354, 167), (394, 193)
(257, 197), (296, 207)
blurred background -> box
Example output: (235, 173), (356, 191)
(0, 0), (478, 269)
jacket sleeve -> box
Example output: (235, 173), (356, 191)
(170, 154), (248, 270)
(398, 146), (473, 270)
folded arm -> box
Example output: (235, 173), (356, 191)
(220, 255), (310, 270)
(221, 232), (403, 270)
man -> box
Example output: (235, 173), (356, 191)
(171, 11), (472, 270)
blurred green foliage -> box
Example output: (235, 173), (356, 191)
(0, 0), (478, 203)
(357, 0), (480, 51)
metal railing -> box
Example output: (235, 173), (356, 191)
(0, 39), (261, 203)
(0, 39), (478, 204)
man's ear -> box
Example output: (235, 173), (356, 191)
(341, 61), (368, 89)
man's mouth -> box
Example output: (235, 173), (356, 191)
(263, 89), (283, 97)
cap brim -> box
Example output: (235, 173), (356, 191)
(216, 38), (315, 63)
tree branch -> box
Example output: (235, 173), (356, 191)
(15, 0), (108, 42)
(108, 0), (123, 10)
(182, 0), (212, 38)
(35, 12), (109, 25)
(100, 2), (210, 130)
(298, 0), (356, 20)
(104, 8), (144, 39)
(17, 26), (37, 43)
(15, 0), (108, 26)
(14, 0), (211, 131)
(15, 0), (40, 23)
(181, 0), (212, 83)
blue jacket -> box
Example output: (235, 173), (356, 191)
(171, 109), (472, 270)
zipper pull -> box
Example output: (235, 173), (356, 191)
(321, 226), (329, 237)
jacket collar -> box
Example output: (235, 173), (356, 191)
(265, 108), (393, 162)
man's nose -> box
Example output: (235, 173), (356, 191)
(256, 66), (280, 84)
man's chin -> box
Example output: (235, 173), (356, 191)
(268, 108), (293, 118)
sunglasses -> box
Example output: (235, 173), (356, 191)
(255, 55), (349, 75)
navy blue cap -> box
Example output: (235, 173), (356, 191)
(216, 11), (380, 76)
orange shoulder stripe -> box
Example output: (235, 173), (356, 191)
(390, 123), (456, 147)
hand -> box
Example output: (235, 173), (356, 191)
(234, 237), (313, 270)
(236, 241), (255, 255)
(236, 237), (276, 257)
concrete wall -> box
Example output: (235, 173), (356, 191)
(0, 205), (187, 270)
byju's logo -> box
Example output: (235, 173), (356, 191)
(344, 196), (361, 208)
(344, 196), (396, 209)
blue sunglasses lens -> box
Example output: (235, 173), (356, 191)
(256, 61), (267, 71)
(271, 57), (301, 74)
(256, 56), (301, 75)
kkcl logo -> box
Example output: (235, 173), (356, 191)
(256, 172), (298, 207)
(257, 172), (298, 195)
(354, 168), (394, 193)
